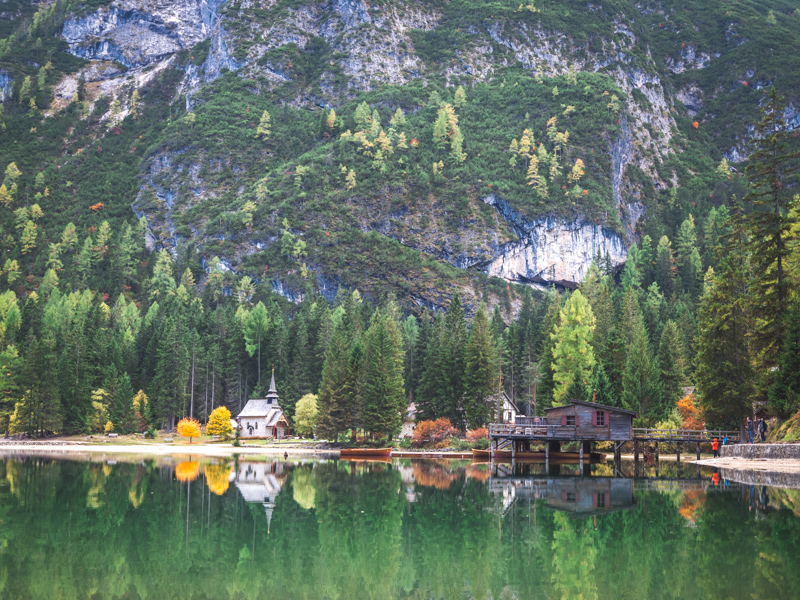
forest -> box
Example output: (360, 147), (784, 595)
(0, 87), (797, 441)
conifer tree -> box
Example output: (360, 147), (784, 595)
(463, 303), (498, 428)
(744, 87), (799, 371)
(621, 318), (663, 421)
(655, 235), (676, 297)
(454, 85), (467, 108)
(535, 288), (561, 409)
(768, 302), (800, 416)
(361, 305), (405, 438)
(551, 290), (595, 405)
(591, 362), (616, 407)
(256, 110), (271, 139)
(657, 320), (686, 407)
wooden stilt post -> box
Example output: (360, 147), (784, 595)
(545, 443), (550, 472)
(697, 443), (701, 460)
(676, 442), (681, 465)
(634, 440), (639, 466)
(579, 442), (584, 469)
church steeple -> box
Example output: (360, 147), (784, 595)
(266, 368), (279, 403)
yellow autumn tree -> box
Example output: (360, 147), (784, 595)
(207, 406), (233, 438)
(177, 417), (201, 443)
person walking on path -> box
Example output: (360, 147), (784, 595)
(712, 437), (719, 458)
(759, 418), (767, 442)
(747, 417), (754, 444)
(723, 434), (728, 446)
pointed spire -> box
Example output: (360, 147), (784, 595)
(266, 367), (279, 401)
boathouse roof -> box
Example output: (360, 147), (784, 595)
(544, 399), (637, 417)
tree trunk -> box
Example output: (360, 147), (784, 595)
(190, 351), (196, 419)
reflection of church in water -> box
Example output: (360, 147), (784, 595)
(232, 461), (287, 531)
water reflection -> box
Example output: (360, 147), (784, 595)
(0, 454), (799, 599)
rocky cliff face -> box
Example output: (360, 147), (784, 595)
(481, 195), (627, 287)
(54, 0), (763, 295)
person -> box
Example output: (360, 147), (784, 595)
(759, 418), (767, 442)
(723, 434), (728, 446)
(712, 437), (719, 458)
(747, 417), (754, 444)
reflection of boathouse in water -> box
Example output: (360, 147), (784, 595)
(490, 476), (635, 517)
(233, 461), (287, 530)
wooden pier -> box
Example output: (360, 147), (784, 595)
(489, 400), (740, 469)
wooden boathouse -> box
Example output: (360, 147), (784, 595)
(489, 398), (741, 466)
(488, 400), (637, 463)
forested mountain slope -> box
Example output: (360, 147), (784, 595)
(1, 0), (798, 307)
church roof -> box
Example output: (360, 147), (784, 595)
(238, 402), (283, 424)
(238, 372), (283, 419)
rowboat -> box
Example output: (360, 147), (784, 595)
(339, 447), (393, 458)
(471, 448), (607, 462)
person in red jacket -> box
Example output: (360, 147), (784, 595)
(712, 437), (719, 458)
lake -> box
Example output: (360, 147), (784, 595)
(1, 453), (799, 599)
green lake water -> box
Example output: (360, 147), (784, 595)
(1, 454), (799, 600)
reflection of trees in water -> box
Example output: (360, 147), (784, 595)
(412, 459), (461, 489)
(175, 461), (200, 482)
(1, 457), (800, 598)
(677, 489), (707, 523)
(204, 462), (232, 496)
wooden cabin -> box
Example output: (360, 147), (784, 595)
(544, 400), (636, 441)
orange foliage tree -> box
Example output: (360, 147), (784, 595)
(677, 395), (704, 430)
(175, 461), (200, 482)
(413, 418), (457, 444)
(467, 428), (488, 442)
(177, 417), (201, 443)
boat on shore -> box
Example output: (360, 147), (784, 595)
(339, 447), (393, 458)
(471, 448), (607, 462)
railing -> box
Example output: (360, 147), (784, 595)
(514, 417), (549, 426)
(633, 428), (740, 442)
(489, 423), (577, 439)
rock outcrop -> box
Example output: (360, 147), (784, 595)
(0, 69), (12, 103)
(481, 195), (627, 286)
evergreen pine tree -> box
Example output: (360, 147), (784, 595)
(551, 290), (595, 405)
(463, 303), (498, 428)
(361, 306), (405, 438)
(657, 320), (686, 408)
(744, 87), (799, 372)
(768, 302), (800, 416)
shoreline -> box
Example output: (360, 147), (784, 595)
(0, 442), (332, 457)
(690, 456), (800, 474)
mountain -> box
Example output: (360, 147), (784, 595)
(1, 0), (799, 312)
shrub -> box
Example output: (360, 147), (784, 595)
(677, 395), (704, 430)
(413, 418), (457, 445)
(144, 426), (157, 439)
(104, 420), (114, 434)
(467, 427), (488, 442)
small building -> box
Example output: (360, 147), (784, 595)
(237, 372), (290, 439)
(488, 391), (523, 424)
(400, 402), (417, 439)
(544, 400), (636, 441)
